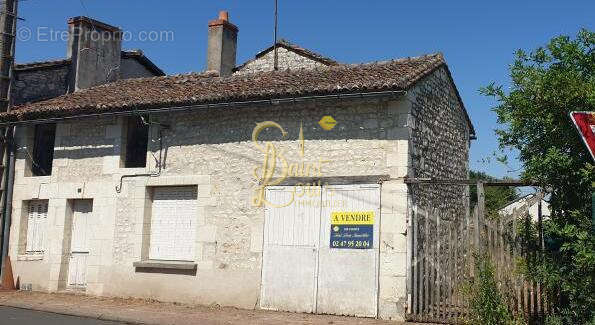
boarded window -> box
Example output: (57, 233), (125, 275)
(26, 200), (48, 254)
(32, 124), (56, 176)
(150, 186), (198, 261)
(124, 117), (149, 168)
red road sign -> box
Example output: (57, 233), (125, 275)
(571, 112), (595, 161)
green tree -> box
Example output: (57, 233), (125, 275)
(469, 170), (519, 219)
(482, 29), (595, 324)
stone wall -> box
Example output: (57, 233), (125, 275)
(12, 57), (160, 106)
(9, 96), (412, 320)
(235, 47), (329, 75)
(407, 65), (470, 213)
(13, 65), (70, 105)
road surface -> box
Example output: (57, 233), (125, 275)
(0, 306), (125, 325)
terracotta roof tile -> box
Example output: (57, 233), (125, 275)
(1, 53), (447, 123)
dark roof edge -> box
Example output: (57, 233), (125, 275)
(68, 16), (121, 32)
(121, 50), (166, 76)
(15, 51), (165, 76)
(15, 59), (71, 71)
(258, 40), (339, 65)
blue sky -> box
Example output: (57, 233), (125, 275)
(14, 1), (595, 178)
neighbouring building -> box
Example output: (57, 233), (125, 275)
(12, 16), (164, 106)
(499, 193), (551, 222)
(0, 11), (475, 321)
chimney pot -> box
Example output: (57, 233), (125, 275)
(219, 11), (229, 21)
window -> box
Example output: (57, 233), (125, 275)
(149, 186), (198, 261)
(123, 117), (149, 168)
(31, 124), (56, 176)
(25, 200), (48, 254)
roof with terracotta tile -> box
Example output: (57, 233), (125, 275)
(1, 52), (474, 135)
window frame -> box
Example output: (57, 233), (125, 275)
(31, 123), (56, 176)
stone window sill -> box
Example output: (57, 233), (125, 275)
(17, 254), (44, 261)
(133, 260), (197, 270)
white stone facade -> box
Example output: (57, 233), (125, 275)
(7, 66), (470, 321)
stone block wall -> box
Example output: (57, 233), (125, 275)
(235, 47), (329, 75)
(8, 96), (413, 320)
(407, 65), (470, 214)
(12, 56), (160, 106)
(13, 64), (70, 105)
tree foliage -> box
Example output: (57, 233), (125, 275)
(469, 170), (519, 219)
(482, 29), (595, 324)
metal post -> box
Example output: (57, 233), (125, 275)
(273, 0), (279, 71)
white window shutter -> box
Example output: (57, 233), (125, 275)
(26, 204), (35, 252)
(26, 200), (48, 253)
(150, 187), (198, 261)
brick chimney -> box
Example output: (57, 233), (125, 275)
(67, 16), (123, 91)
(207, 11), (238, 77)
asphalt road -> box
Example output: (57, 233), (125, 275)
(0, 306), (126, 325)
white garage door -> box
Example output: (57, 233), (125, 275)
(317, 185), (380, 317)
(150, 186), (198, 261)
(260, 186), (320, 313)
(261, 184), (380, 317)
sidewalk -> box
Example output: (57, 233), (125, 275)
(0, 291), (407, 325)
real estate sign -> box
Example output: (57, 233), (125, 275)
(330, 211), (374, 249)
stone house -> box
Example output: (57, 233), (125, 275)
(0, 12), (475, 321)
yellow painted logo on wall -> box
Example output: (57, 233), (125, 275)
(319, 115), (337, 131)
(331, 211), (375, 225)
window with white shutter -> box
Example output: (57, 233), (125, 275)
(25, 200), (48, 254)
(149, 186), (198, 261)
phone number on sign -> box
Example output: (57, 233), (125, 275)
(331, 240), (371, 248)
